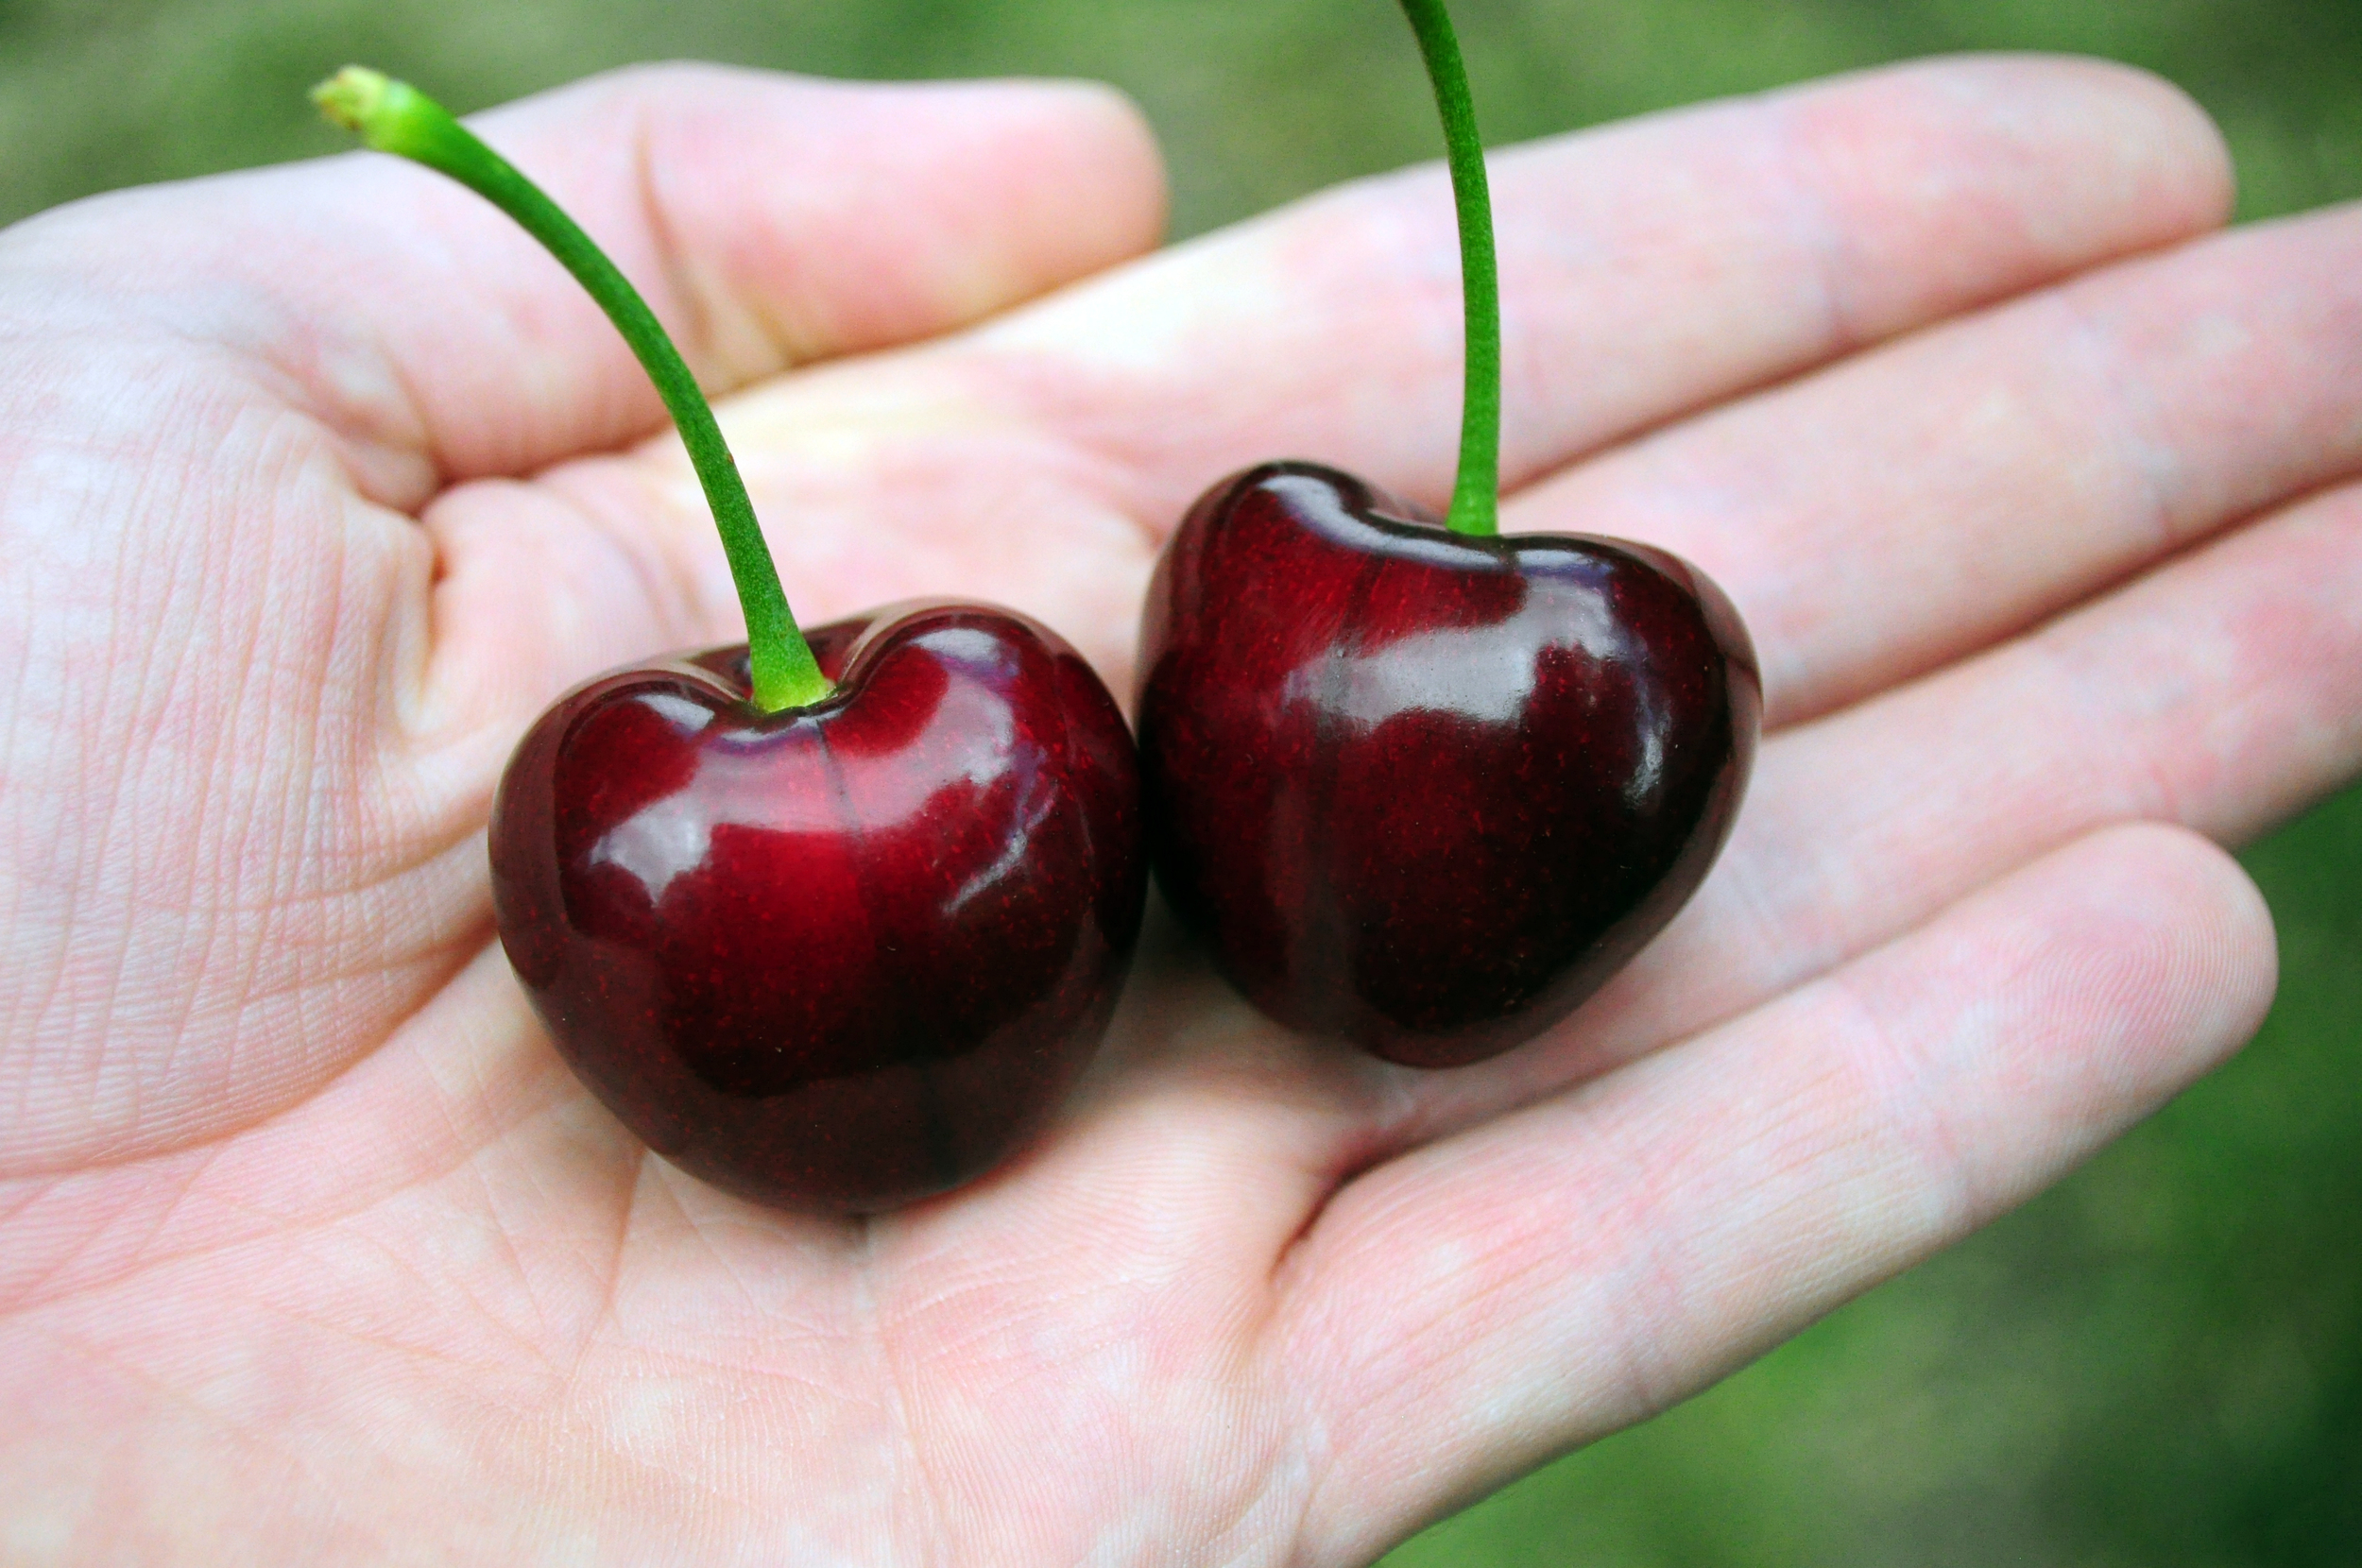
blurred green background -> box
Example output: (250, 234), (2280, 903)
(6, 0), (2354, 1560)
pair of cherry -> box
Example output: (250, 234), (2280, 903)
(317, 0), (1757, 1217)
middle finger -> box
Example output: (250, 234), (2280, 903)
(1514, 202), (2362, 726)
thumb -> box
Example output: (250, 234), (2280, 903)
(26, 62), (1169, 505)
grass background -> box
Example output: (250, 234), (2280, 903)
(4, 0), (2354, 1560)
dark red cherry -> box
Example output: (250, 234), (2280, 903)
(489, 603), (1147, 1212)
(1137, 462), (1759, 1069)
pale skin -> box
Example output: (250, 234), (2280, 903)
(1, 53), (2357, 1566)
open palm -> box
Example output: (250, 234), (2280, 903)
(4, 57), (2358, 1565)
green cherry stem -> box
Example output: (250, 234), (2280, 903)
(312, 66), (831, 712)
(1397, 0), (1501, 538)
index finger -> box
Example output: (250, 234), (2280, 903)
(962, 55), (2229, 526)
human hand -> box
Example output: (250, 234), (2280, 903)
(2, 56), (2354, 1565)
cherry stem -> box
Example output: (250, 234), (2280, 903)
(1398, 0), (1501, 537)
(312, 67), (830, 712)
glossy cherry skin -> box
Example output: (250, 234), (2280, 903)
(489, 602), (1146, 1213)
(1137, 462), (1759, 1069)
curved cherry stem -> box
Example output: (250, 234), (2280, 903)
(1398, 0), (1501, 537)
(312, 67), (830, 712)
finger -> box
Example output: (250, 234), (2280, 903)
(955, 54), (2227, 525)
(1371, 478), (2362, 1154)
(452, 52), (2231, 715)
(7, 65), (1164, 506)
(1517, 202), (2362, 727)
(1277, 822), (2276, 1564)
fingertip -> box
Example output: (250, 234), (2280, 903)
(2083, 819), (2279, 1066)
(1836, 53), (2234, 194)
(1995, 821), (2280, 1147)
(1970, 53), (2236, 235)
(997, 76), (1172, 263)
(470, 63), (1171, 372)
(887, 75), (1171, 332)
(1766, 52), (2237, 346)
(727, 67), (1172, 320)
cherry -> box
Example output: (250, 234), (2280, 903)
(317, 71), (1145, 1210)
(1133, 1), (1759, 1068)
(490, 610), (1142, 1211)
(1138, 464), (1754, 1068)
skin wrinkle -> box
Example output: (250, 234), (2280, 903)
(455, 1244), (587, 1388)
(0, 895), (492, 1184)
(61, 1346), (353, 1568)
(34, 1323), (258, 1475)
(618, 73), (809, 395)
(1257, 1063), (1418, 1310)
(0, 1150), (209, 1318)
(13, 397), (296, 1150)
(1104, 1291), (1301, 1568)
(460, 1155), (605, 1385)
(17, 414), (462, 1153)
(2131, 675), (2199, 831)
(114, 1143), (243, 1293)
(453, 1139), (566, 1362)
(421, 190), (661, 483)
(1286, 1214), (1502, 1553)
(1471, 1088), (1723, 1440)
(1266, 1237), (1379, 1559)
(0, 975), (541, 1316)
(590, 1195), (831, 1521)
(1683, 807), (1812, 1004)
(629, 91), (727, 398)
(580, 1149), (649, 1392)
(1270, 1448), (1326, 1568)
(852, 1226), (946, 1567)
(1822, 963), (1985, 1254)
(319, 190), (518, 495)
(125, 248), (445, 515)
(294, 337), (444, 517)
(2019, 614), (2191, 828)
(1598, 1116), (1737, 1429)
(406, 482), (551, 753)
(333, 1218), (559, 1381)
(260, 1214), (539, 1372)
(541, 455), (739, 651)
(206, 296), (443, 516)
(2044, 281), (2182, 561)
(197, 441), (319, 1128)
(68, 656), (144, 1150)
(678, 1214), (772, 1330)
(1270, 1176), (1448, 1447)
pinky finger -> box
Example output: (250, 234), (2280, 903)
(1272, 822), (2276, 1566)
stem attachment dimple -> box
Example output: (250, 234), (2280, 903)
(313, 66), (831, 712)
(1396, 0), (1502, 538)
